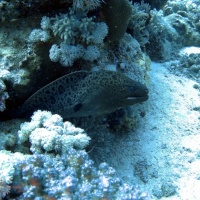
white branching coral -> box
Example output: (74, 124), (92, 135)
(49, 43), (85, 67)
(0, 153), (15, 184)
(49, 43), (101, 67)
(128, 1), (151, 46)
(73, 0), (102, 11)
(50, 9), (108, 45)
(29, 9), (108, 46)
(0, 150), (149, 199)
(18, 110), (91, 154)
(29, 9), (108, 66)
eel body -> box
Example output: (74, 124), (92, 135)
(19, 70), (148, 118)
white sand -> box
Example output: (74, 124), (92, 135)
(94, 62), (200, 199)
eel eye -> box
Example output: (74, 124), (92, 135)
(128, 86), (136, 92)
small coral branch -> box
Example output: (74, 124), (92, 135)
(0, 178), (11, 199)
(0, 79), (9, 112)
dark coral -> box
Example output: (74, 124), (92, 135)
(101, 0), (132, 41)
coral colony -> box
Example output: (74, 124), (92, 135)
(1, 0), (200, 199)
(0, 111), (149, 199)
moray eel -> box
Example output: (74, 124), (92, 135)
(19, 70), (148, 118)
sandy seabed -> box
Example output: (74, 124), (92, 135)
(96, 62), (200, 200)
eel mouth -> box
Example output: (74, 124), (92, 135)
(125, 88), (149, 103)
(126, 95), (149, 101)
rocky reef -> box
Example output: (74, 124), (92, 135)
(1, 0), (200, 199)
(0, 0), (150, 118)
(0, 0), (151, 198)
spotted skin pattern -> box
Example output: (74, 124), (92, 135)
(20, 70), (148, 118)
